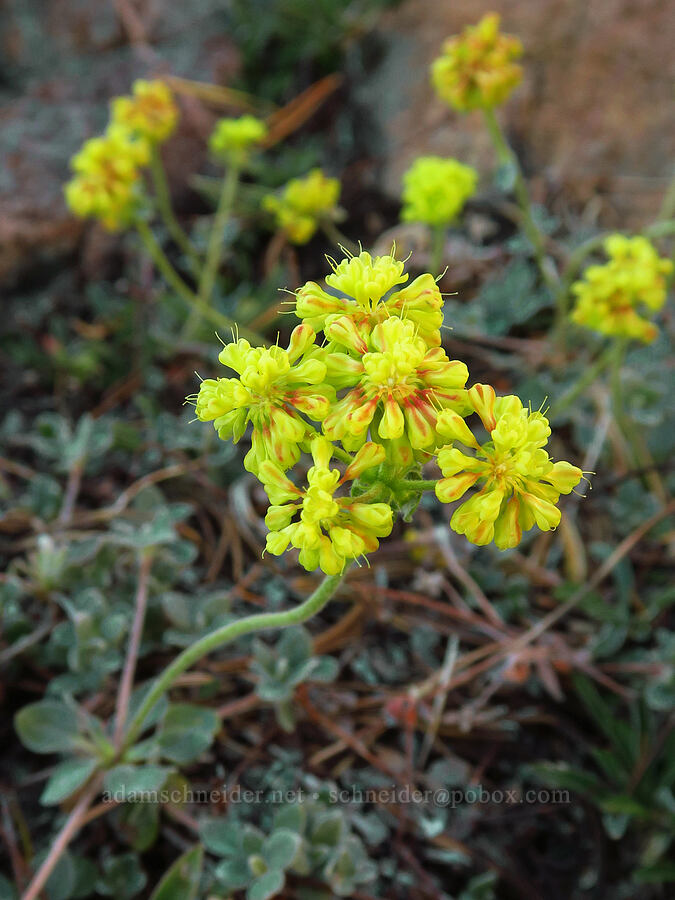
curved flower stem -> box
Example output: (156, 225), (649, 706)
(149, 147), (201, 271)
(120, 569), (348, 753)
(430, 225), (445, 276)
(482, 108), (558, 296)
(136, 220), (265, 345)
(198, 164), (240, 310)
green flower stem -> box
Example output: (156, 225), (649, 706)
(388, 478), (439, 494)
(482, 107), (557, 295)
(547, 344), (617, 419)
(198, 163), (240, 310)
(430, 225), (446, 276)
(120, 569), (347, 753)
(149, 146), (201, 271)
(136, 220), (265, 345)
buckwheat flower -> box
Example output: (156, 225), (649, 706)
(64, 125), (149, 230)
(295, 250), (444, 347)
(322, 317), (469, 452)
(209, 115), (268, 165)
(262, 169), (341, 244)
(260, 436), (392, 574)
(193, 325), (334, 475)
(431, 13), (523, 112)
(571, 235), (672, 343)
(435, 386), (582, 548)
(111, 79), (178, 144)
(402, 156), (478, 227)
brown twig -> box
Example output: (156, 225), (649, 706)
(20, 775), (103, 900)
(113, 553), (154, 749)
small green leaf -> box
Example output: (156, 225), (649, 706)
(262, 828), (302, 871)
(96, 853), (146, 898)
(149, 845), (203, 900)
(311, 811), (344, 848)
(199, 818), (242, 856)
(158, 704), (219, 764)
(15, 700), (80, 754)
(103, 764), (172, 801)
(272, 804), (305, 834)
(247, 869), (285, 900)
(40, 758), (97, 806)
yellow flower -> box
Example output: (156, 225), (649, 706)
(435, 386), (582, 548)
(295, 250), (444, 348)
(263, 169), (341, 244)
(193, 325), (334, 475)
(431, 13), (523, 112)
(402, 156), (478, 227)
(571, 235), (672, 343)
(322, 317), (469, 453)
(111, 79), (178, 144)
(260, 437), (392, 574)
(209, 115), (268, 165)
(64, 125), (149, 230)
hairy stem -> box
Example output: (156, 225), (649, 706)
(120, 569), (347, 752)
(136, 220), (264, 345)
(389, 478), (439, 494)
(482, 108), (557, 295)
(430, 225), (445, 276)
(149, 147), (200, 270)
(198, 164), (240, 310)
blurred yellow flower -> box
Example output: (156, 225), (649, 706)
(401, 156), (478, 227)
(111, 79), (178, 144)
(209, 115), (268, 165)
(64, 125), (149, 230)
(571, 235), (672, 343)
(263, 169), (341, 244)
(431, 13), (523, 112)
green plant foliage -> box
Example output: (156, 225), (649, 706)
(251, 626), (338, 730)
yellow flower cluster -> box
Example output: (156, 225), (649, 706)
(434, 387), (582, 548)
(571, 235), (672, 343)
(261, 437), (392, 575)
(64, 126), (150, 231)
(194, 249), (582, 572)
(431, 13), (523, 112)
(209, 115), (268, 165)
(193, 324), (334, 476)
(111, 79), (178, 144)
(263, 169), (341, 244)
(401, 156), (478, 227)
(65, 79), (180, 229)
